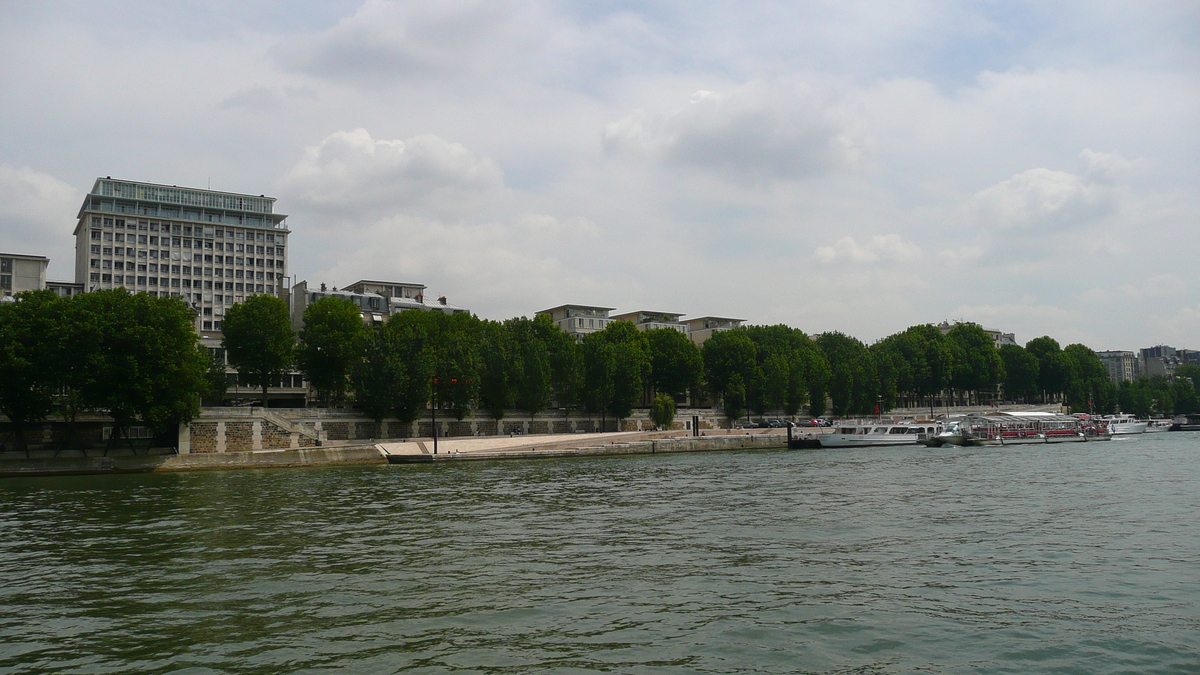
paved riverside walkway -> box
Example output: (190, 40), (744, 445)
(377, 428), (789, 460)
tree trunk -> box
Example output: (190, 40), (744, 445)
(262, 378), (270, 408)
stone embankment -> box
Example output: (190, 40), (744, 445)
(0, 429), (796, 477)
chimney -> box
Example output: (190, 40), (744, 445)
(320, 282), (326, 292)
(438, 296), (447, 305)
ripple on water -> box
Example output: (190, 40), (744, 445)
(1, 436), (1199, 673)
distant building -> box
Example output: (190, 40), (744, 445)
(1096, 350), (1141, 383)
(537, 304), (615, 339)
(291, 279), (469, 330)
(1140, 345), (1186, 379)
(0, 253), (48, 296)
(72, 177), (291, 332)
(1, 253), (84, 299)
(611, 310), (687, 334)
(684, 316), (745, 345)
(935, 321), (1016, 349)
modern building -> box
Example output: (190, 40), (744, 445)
(0, 253), (48, 297)
(611, 310), (688, 333)
(935, 320), (1016, 349)
(1096, 350), (1141, 383)
(684, 316), (745, 345)
(73, 178), (290, 332)
(538, 304), (616, 339)
(290, 279), (470, 330)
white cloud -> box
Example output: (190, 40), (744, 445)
(814, 234), (921, 265)
(969, 162), (1115, 232)
(277, 129), (504, 219)
(602, 83), (859, 182)
(0, 165), (80, 279)
(275, 0), (540, 82)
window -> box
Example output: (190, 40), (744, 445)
(183, 226), (192, 236)
(91, 245), (100, 254)
(138, 235), (147, 244)
(137, 276), (146, 285)
(138, 221), (148, 231)
(114, 233), (124, 243)
(204, 241), (213, 250)
(172, 237), (181, 247)
(235, 283), (243, 291)
(102, 247), (112, 255)
(137, 264), (147, 272)
(115, 219), (124, 228)
(203, 321), (212, 330)
(113, 262), (123, 271)
(104, 232), (113, 242)
(91, 230), (101, 240)
(182, 279), (191, 288)
(149, 250), (158, 259)
(150, 222), (159, 232)
(171, 279), (180, 287)
(138, 251), (147, 259)
(266, 273), (274, 281)
(183, 239), (191, 248)
(90, 273), (100, 282)
(103, 218), (113, 227)
(102, 260), (112, 269)
(149, 277), (157, 286)
(255, 284), (264, 292)
(256, 233), (264, 241)
(182, 266), (191, 274)
(102, 274), (112, 282)
(149, 236), (158, 245)
(235, 257), (243, 266)
(236, 244), (244, 252)
(193, 254), (202, 263)
(255, 271), (264, 280)
(215, 229), (223, 237)
(171, 265), (180, 273)
(91, 216), (101, 226)
(256, 246), (264, 254)
(113, 275), (123, 284)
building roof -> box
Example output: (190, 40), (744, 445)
(612, 310), (686, 322)
(0, 252), (49, 261)
(537, 304), (615, 314)
(684, 316), (745, 324)
(347, 279), (427, 289)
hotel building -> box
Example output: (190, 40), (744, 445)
(73, 178), (289, 331)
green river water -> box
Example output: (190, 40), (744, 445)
(1, 433), (1198, 674)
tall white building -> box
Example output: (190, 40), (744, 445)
(73, 178), (290, 331)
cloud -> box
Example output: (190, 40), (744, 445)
(275, 0), (538, 82)
(220, 84), (317, 112)
(814, 234), (921, 265)
(0, 165), (81, 278)
(969, 167), (1111, 232)
(602, 83), (859, 182)
(277, 128), (504, 219)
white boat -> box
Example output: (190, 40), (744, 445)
(1098, 414), (1147, 435)
(820, 421), (944, 448)
(1144, 419), (1173, 433)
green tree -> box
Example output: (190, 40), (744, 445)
(646, 328), (704, 399)
(702, 328), (759, 420)
(476, 319), (513, 421)
(744, 325), (827, 416)
(946, 323), (1004, 404)
(1026, 336), (1071, 402)
(297, 296), (364, 405)
(534, 313), (582, 411)
(350, 326), (406, 424)
(430, 312), (481, 420)
(999, 344), (1039, 402)
(505, 317), (552, 418)
(650, 392), (677, 429)
(1062, 344), (1109, 412)
(582, 321), (651, 425)
(201, 348), (230, 406)
(0, 290), (61, 453)
(222, 294), (296, 406)
(815, 332), (876, 416)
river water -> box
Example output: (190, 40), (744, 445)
(2, 433), (1198, 674)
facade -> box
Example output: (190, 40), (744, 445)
(1096, 350), (1141, 383)
(73, 178), (290, 331)
(291, 279), (470, 330)
(611, 310), (687, 333)
(0, 253), (48, 297)
(538, 304), (615, 339)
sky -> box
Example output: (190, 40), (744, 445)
(1, 0), (1198, 350)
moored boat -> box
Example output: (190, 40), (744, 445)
(819, 421), (944, 448)
(933, 411), (1111, 446)
(1098, 414), (1147, 435)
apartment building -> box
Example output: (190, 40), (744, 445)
(291, 279), (470, 330)
(537, 304), (615, 339)
(1096, 350), (1141, 383)
(73, 178), (289, 331)
(611, 310), (688, 333)
(684, 316), (745, 345)
(0, 253), (48, 297)
(935, 321), (1017, 348)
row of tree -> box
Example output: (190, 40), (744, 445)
(0, 289), (216, 451)
(6, 289), (1199, 454)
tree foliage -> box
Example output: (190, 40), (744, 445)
(222, 294), (295, 406)
(297, 296), (364, 405)
(650, 392), (676, 429)
(646, 328), (704, 399)
(815, 332), (876, 416)
(999, 344), (1039, 401)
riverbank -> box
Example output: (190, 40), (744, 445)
(0, 429), (795, 477)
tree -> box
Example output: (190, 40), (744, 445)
(0, 290), (61, 453)
(476, 319), (513, 421)
(297, 296), (364, 405)
(999, 344), (1039, 402)
(506, 317), (552, 418)
(350, 326), (406, 424)
(646, 328), (703, 399)
(702, 328), (759, 419)
(650, 393), (676, 430)
(1026, 336), (1071, 402)
(582, 321), (650, 425)
(429, 312), (481, 420)
(201, 348), (230, 406)
(1062, 344), (1109, 412)
(534, 313), (582, 411)
(946, 323), (1003, 404)
(815, 332), (876, 416)
(222, 294), (295, 406)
